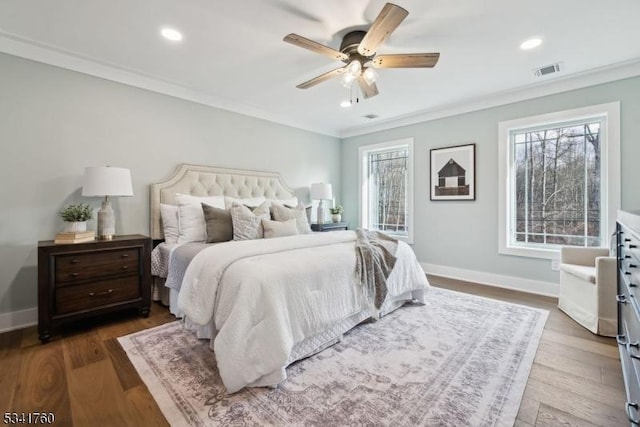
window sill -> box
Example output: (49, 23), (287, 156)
(498, 244), (559, 260)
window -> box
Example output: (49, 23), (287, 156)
(498, 102), (620, 259)
(359, 138), (414, 243)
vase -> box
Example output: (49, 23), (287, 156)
(64, 221), (87, 233)
(332, 214), (342, 223)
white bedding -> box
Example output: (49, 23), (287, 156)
(178, 230), (429, 393)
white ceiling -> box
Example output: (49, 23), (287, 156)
(1, 0), (640, 137)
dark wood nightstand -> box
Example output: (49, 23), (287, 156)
(311, 222), (349, 232)
(37, 234), (151, 343)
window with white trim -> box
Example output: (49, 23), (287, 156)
(359, 138), (414, 243)
(498, 102), (620, 259)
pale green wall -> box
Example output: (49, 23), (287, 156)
(341, 76), (640, 286)
(0, 53), (340, 314)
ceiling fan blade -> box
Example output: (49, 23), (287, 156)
(372, 53), (440, 68)
(357, 76), (379, 99)
(296, 67), (346, 89)
(357, 3), (409, 57)
(284, 33), (348, 62)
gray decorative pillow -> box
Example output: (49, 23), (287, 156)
(262, 218), (298, 239)
(271, 203), (312, 234)
(230, 202), (270, 240)
(201, 204), (233, 243)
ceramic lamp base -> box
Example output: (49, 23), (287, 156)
(97, 197), (115, 240)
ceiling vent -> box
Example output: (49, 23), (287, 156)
(363, 114), (379, 119)
(533, 62), (562, 77)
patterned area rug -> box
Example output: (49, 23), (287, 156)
(119, 288), (548, 426)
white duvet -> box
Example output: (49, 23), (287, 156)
(178, 230), (429, 393)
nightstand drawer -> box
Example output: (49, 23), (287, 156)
(55, 275), (140, 315)
(55, 248), (139, 285)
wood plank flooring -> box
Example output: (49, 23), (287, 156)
(0, 276), (626, 426)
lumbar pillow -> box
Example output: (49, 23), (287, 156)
(175, 194), (225, 243)
(230, 202), (270, 241)
(202, 204), (233, 243)
(271, 203), (312, 234)
(159, 203), (179, 244)
(262, 218), (298, 239)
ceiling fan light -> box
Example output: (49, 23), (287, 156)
(341, 73), (356, 88)
(363, 68), (378, 85)
(347, 60), (362, 76)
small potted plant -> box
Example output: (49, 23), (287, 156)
(329, 205), (344, 223)
(59, 203), (93, 232)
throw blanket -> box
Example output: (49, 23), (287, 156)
(355, 229), (398, 314)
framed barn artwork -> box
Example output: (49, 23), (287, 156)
(430, 143), (476, 201)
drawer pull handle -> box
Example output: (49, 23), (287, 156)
(618, 295), (628, 304)
(618, 334), (629, 346)
(632, 245), (638, 249)
(122, 265), (129, 270)
(632, 264), (638, 269)
(631, 283), (638, 288)
(89, 289), (114, 297)
(122, 253), (129, 258)
(70, 272), (78, 277)
(71, 259), (79, 264)
(626, 272), (632, 276)
(626, 238), (632, 242)
(626, 402), (640, 425)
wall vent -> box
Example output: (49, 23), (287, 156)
(533, 62), (562, 77)
(363, 114), (379, 119)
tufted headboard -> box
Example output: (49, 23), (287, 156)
(150, 164), (297, 240)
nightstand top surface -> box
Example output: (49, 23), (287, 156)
(38, 233), (150, 247)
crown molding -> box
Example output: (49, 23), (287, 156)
(339, 58), (640, 138)
(2, 31), (638, 140)
(0, 32), (335, 137)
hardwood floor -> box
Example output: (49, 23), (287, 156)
(0, 276), (626, 426)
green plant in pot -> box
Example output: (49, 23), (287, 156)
(59, 203), (93, 232)
(329, 205), (344, 223)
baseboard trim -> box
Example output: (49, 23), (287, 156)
(0, 307), (37, 334)
(421, 262), (559, 298)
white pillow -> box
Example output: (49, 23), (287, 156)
(159, 204), (179, 244)
(271, 203), (312, 234)
(176, 193), (226, 243)
(262, 218), (298, 239)
(224, 196), (266, 209)
(230, 202), (270, 241)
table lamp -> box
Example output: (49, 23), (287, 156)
(310, 182), (333, 225)
(82, 166), (133, 240)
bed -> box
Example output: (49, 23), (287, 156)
(150, 164), (430, 393)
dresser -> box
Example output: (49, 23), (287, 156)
(37, 234), (151, 343)
(617, 210), (640, 424)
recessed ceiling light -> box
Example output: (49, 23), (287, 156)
(340, 100), (352, 108)
(520, 38), (542, 50)
(161, 28), (183, 42)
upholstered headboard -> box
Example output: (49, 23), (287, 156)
(150, 164), (297, 240)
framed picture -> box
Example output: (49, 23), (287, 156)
(430, 143), (476, 201)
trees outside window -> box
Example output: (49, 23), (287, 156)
(498, 102), (620, 259)
(359, 139), (414, 243)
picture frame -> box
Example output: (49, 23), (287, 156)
(430, 143), (476, 201)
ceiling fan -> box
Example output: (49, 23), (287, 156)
(283, 2), (440, 100)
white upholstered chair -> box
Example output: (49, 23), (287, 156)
(558, 247), (617, 336)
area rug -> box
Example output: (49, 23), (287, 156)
(118, 287), (548, 426)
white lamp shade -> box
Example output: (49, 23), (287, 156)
(82, 166), (134, 197)
(310, 182), (333, 200)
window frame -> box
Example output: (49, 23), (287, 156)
(358, 138), (414, 244)
(498, 102), (620, 259)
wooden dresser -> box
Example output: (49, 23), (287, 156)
(617, 210), (640, 424)
(37, 234), (151, 343)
